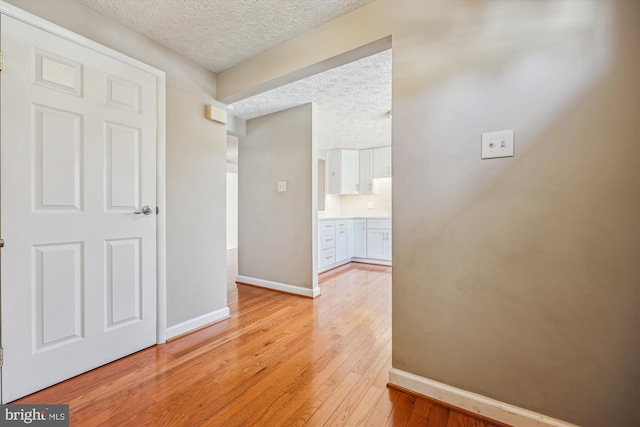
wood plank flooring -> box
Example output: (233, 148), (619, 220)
(16, 258), (504, 427)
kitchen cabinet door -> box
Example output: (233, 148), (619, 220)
(367, 229), (387, 260)
(335, 228), (348, 262)
(366, 219), (392, 261)
(373, 146), (392, 178)
(327, 149), (359, 194)
(359, 149), (378, 194)
(353, 219), (367, 258)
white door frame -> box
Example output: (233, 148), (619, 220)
(0, 1), (167, 344)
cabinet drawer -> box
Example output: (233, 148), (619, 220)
(320, 248), (336, 267)
(367, 219), (391, 230)
(335, 220), (348, 230)
(320, 221), (335, 232)
(321, 231), (336, 249)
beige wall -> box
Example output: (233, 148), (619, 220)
(7, 0), (229, 328)
(220, 1), (640, 426)
(239, 104), (318, 290)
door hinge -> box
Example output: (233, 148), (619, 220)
(0, 51), (3, 71)
(156, 207), (159, 215)
(0, 347), (3, 367)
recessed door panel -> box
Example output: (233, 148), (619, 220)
(105, 74), (141, 113)
(34, 49), (83, 96)
(106, 238), (141, 329)
(106, 122), (141, 210)
(33, 105), (83, 211)
(33, 242), (84, 351)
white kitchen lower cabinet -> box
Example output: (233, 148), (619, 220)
(318, 219), (350, 272)
(366, 229), (392, 261)
(365, 219), (392, 261)
(318, 218), (391, 272)
(319, 220), (336, 269)
(347, 220), (355, 258)
(335, 228), (348, 262)
(335, 219), (349, 262)
(353, 219), (367, 258)
(320, 248), (335, 268)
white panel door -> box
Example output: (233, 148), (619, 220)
(1, 15), (158, 402)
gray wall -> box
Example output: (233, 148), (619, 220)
(218, 1), (640, 426)
(7, 0), (229, 328)
(239, 104), (318, 290)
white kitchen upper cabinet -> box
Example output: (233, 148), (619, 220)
(373, 146), (392, 179)
(353, 219), (367, 258)
(327, 149), (359, 194)
(359, 148), (379, 195)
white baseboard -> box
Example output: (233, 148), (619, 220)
(237, 275), (320, 298)
(351, 258), (392, 266)
(388, 368), (578, 427)
(166, 307), (230, 340)
(318, 259), (351, 273)
(319, 258), (392, 273)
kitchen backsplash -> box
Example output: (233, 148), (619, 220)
(319, 178), (391, 218)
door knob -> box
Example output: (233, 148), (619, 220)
(134, 206), (153, 215)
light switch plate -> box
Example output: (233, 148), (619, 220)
(278, 181), (287, 192)
(481, 130), (514, 159)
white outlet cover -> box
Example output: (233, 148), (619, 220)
(278, 181), (287, 192)
(481, 130), (514, 159)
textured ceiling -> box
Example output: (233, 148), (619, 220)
(79, 0), (390, 152)
(79, 0), (374, 73)
(230, 49), (392, 151)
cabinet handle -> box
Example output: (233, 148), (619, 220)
(325, 256), (332, 259)
(339, 231), (345, 234)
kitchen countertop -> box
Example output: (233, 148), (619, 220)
(318, 216), (391, 220)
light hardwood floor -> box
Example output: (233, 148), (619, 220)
(16, 253), (504, 427)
